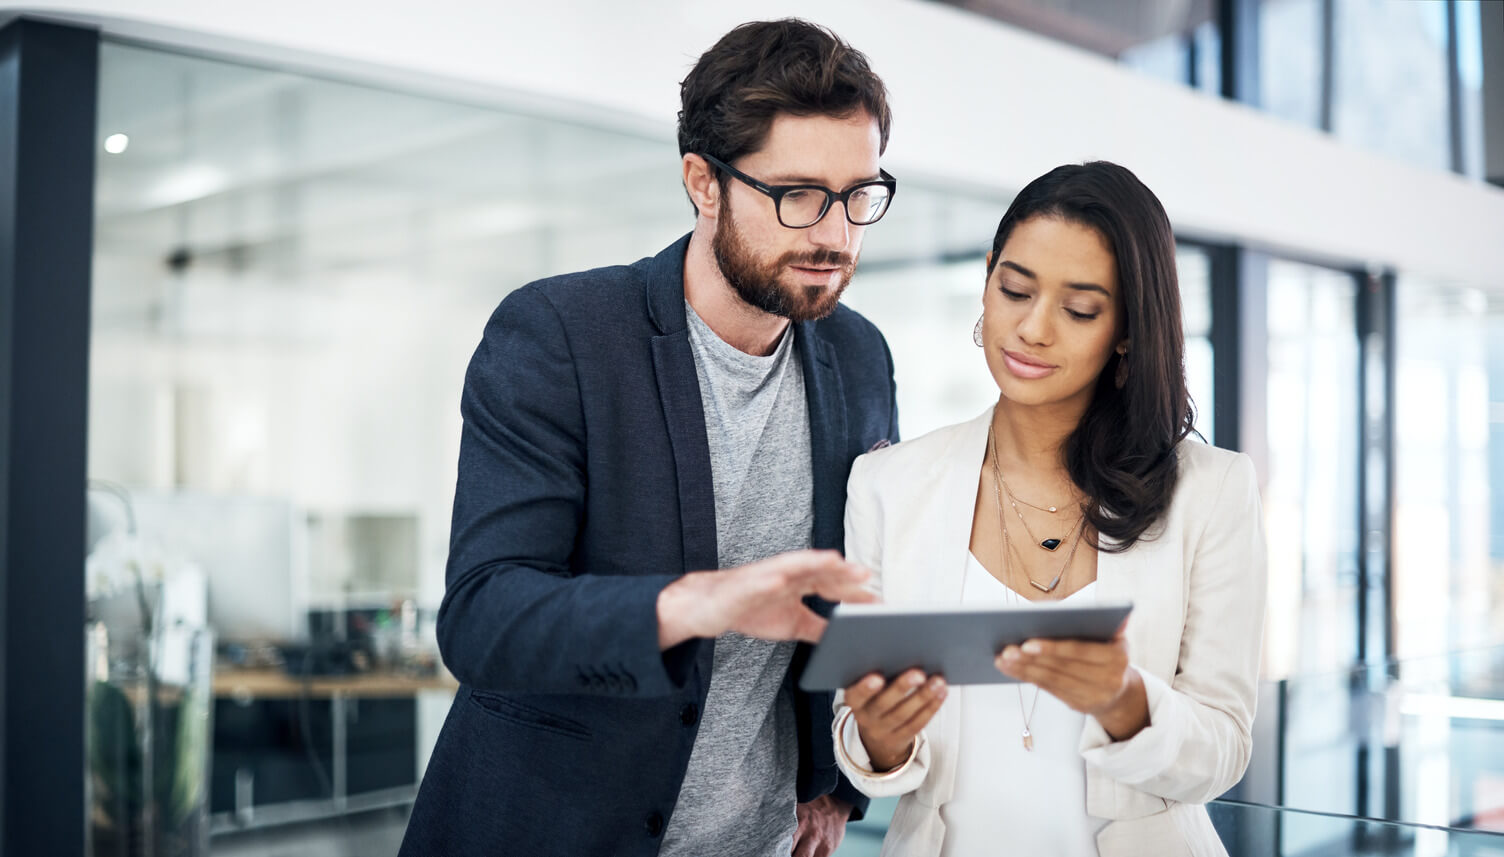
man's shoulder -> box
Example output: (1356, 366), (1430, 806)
(511, 256), (652, 315)
(810, 303), (885, 347)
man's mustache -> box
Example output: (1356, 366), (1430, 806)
(781, 249), (855, 269)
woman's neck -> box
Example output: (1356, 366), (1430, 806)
(988, 395), (1088, 475)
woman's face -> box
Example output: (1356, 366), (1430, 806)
(980, 216), (1127, 411)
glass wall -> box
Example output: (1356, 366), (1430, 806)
(1332, 0), (1451, 171)
(1262, 259), (1362, 677)
(1259, 0), (1325, 128)
(1394, 279), (1504, 659)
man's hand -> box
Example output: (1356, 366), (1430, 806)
(792, 794), (852, 857)
(657, 550), (875, 649)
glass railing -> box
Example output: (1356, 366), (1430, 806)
(1267, 646), (1504, 831)
(833, 798), (1504, 856)
(1209, 799), (1504, 857)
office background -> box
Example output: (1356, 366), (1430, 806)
(0, 0), (1502, 855)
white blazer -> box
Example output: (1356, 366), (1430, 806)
(835, 407), (1267, 857)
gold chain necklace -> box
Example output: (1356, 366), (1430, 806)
(989, 426), (1086, 590)
(1000, 480), (1081, 552)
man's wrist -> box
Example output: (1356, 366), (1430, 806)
(657, 573), (714, 650)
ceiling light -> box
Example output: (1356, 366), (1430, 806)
(104, 133), (129, 155)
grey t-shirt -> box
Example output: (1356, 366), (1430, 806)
(658, 303), (814, 857)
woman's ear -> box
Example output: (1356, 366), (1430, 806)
(682, 154), (719, 219)
(985, 250), (994, 269)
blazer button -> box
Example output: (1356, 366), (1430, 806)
(644, 811), (665, 837)
(679, 703), (698, 726)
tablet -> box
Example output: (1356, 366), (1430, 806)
(797, 601), (1133, 691)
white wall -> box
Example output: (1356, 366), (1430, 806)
(10, 0), (1504, 289)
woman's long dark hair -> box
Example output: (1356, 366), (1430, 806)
(987, 161), (1194, 551)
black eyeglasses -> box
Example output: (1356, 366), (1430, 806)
(701, 153), (897, 229)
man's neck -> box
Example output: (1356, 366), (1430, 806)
(682, 224), (791, 357)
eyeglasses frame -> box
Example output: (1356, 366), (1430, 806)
(699, 153), (897, 229)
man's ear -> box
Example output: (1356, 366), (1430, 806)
(682, 153), (720, 220)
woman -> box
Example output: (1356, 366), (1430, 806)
(833, 161), (1265, 857)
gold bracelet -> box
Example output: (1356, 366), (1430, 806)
(833, 706), (921, 781)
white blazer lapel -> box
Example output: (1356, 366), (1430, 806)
(926, 407), (993, 607)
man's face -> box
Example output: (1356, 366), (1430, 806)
(711, 112), (883, 322)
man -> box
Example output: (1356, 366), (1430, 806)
(400, 19), (900, 857)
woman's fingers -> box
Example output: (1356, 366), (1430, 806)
(841, 673), (886, 710)
(893, 684), (947, 735)
(881, 675), (946, 726)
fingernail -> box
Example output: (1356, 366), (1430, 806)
(866, 676), (882, 690)
(930, 678), (946, 692)
(908, 673), (925, 687)
(1022, 641), (1042, 654)
(936, 686), (948, 700)
(1001, 647), (1019, 661)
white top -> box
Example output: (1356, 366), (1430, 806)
(939, 552), (1108, 857)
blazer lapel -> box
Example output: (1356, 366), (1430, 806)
(645, 236), (718, 574)
(797, 322), (847, 554)
(926, 407), (994, 606)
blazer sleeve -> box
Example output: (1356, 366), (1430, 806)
(1079, 452), (1267, 804)
(435, 284), (700, 698)
(830, 453), (935, 798)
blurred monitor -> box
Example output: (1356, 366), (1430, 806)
(130, 490), (306, 644)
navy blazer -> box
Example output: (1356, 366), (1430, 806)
(400, 234), (899, 856)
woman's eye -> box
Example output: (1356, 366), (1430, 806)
(999, 286), (1028, 301)
(1066, 309), (1100, 321)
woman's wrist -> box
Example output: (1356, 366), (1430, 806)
(867, 739), (914, 773)
(1093, 667), (1151, 741)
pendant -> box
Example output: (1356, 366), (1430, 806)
(1021, 728), (1034, 751)
(1028, 572), (1063, 593)
(1047, 506), (1057, 513)
(1040, 538), (1062, 551)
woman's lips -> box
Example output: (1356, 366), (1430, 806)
(1002, 349), (1057, 380)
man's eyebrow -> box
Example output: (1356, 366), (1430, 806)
(764, 171), (884, 186)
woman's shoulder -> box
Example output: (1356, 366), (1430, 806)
(850, 407), (992, 486)
(1172, 437), (1258, 501)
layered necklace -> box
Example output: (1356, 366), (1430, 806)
(986, 424), (1089, 750)
(986, 425), (1086, 592)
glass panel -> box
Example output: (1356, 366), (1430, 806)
(1332, 0), (1451, 171)
(1457, 0), (1486, 180)
(1260, 0), (1324, 128)
(1263, 259), (1361, 677)
(1275, 649), (1504, 832)
(1178, 245), (1215, 445)
(1394, 281), (1504, 660)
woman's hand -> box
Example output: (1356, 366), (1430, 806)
(841, 669), (947, 772)
(994, 623), (1150, 741)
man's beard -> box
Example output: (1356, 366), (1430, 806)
(711, 196), (856, 323)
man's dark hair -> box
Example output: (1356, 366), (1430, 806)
(987, 161), (1194, 553)
(678, 19), (892, 165)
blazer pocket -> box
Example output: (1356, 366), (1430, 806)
(468, 690), (592, 741)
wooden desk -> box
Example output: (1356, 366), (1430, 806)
(213, 667), (456, 700)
